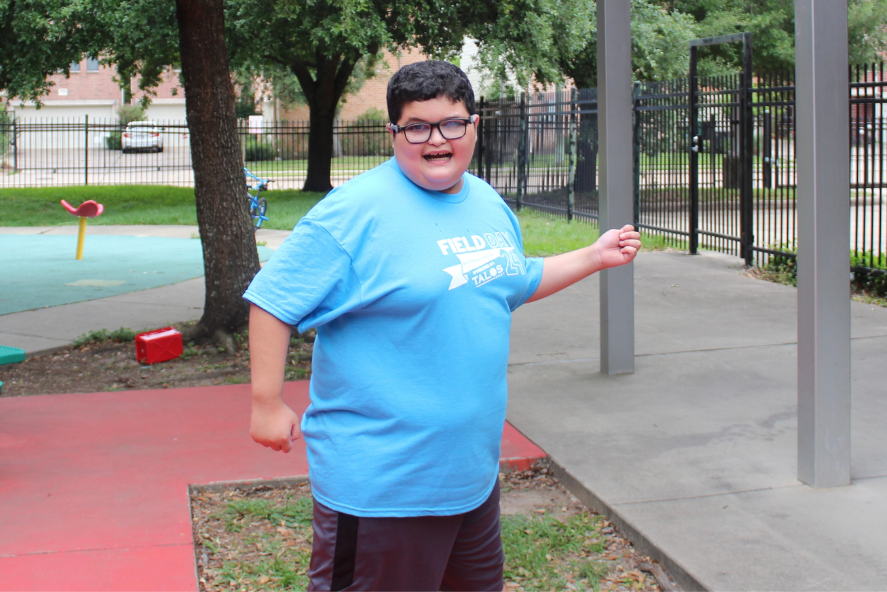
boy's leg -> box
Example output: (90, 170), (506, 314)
(307, 483), (504, 592)
(308, 500), (462, 591)
(440, 481), (505, 592)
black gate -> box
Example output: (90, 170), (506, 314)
(689, 33), (755, 264)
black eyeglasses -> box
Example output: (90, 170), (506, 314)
(388, 115), (478, 144)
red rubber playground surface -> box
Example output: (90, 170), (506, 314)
(0, 382), (545, 591)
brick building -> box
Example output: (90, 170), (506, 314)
(7, 44), (486, 124)
(8, 58), (187, 122)
(275, 47), (429, 122)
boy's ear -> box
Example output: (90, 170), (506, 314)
(387, 122), (397, 136)
(470, 114), (480, 124)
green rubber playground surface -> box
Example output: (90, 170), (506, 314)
(1, 234), (271, 315)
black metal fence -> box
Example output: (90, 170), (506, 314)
(0, 117), (392, 189)
(3, 66), (886, 271)
(472, 64), (887, 272)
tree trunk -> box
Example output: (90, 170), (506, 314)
(175, 0), (260, 338)
(303, 102), (336, 192)
(299, 55), (361, 193)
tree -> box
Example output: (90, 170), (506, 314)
(0, 0), (259, 341)
(668, 0), (887, 72)
(175, 0), (260, 341)
(224, 0), (586, 192)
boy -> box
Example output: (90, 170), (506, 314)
(245, 60), (640, 591)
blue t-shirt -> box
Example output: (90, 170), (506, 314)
(244, 158), (543, 517)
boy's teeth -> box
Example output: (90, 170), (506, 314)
(425, 153), (452, 161)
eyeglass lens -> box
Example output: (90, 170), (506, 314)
(404, 120), (468, 144)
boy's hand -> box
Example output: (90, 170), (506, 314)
(250, 399), (301, 453)
(592, 224), (641, 270)
(248, 304), (301, 453)
(527, 224), (642, 303)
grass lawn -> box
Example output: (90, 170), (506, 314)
(0, 185), (668, 255)
(0, 185), (325, 230)
(247, 155), (391, 174)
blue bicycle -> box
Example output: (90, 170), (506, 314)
(244, 167), (271, 230)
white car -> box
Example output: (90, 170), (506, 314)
(122, 122), (164, 153)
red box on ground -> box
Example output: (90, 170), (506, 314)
(135, 328), (183, 365)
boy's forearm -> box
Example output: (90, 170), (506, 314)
(526, 225), (641, 303)
(249, 304), (293, 405)
(526, 245), (601, 303)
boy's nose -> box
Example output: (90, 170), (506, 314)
(427, 126), (447, 145)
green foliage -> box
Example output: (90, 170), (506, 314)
(117, 104), (147, 126)
(512, 0), (887, 90)
(501, 511), (607, 590)
(761, 244), (887, 299)
(234, 72), (260, 119)
(0, 1), (103, 104)
(244, 137), (276, 162)
(105, 132), (123, 150)
(763, 252), (798, 286)
(216, 494), (313, 590)
(356, 107), (385, 123)
(670, 0), (887, 73)
(106, 105), (147, 150)
(225, 496), (313, 527)
(0, 110), (12, 159)
(851, 251), (887, 297)
(339, 109), (389, 157)
(72, 327), (137, 348)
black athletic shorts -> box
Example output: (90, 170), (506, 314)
(307, 481), (504, 591)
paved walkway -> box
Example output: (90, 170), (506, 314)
(509, 250), (887, 591)
(2, 225), (887, 590)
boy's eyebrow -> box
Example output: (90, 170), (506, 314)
(402, 115), (467, 124)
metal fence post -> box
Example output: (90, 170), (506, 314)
(763, 111), (773, 189)
(633, 81), (641, 228)
(516, 93), (526, 211)
(477, 97), (485, 179)
(567, 88), (577, 222)
(12, 116), (17, 171)
(84, 114), (89, 186)
(740, 33), (755, 266)
(689, 45), (700, 254)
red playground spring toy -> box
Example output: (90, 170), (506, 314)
(60, 199), (104, 260)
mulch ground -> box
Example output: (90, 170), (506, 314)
(191, 465), (677, 592)
(0, 324), (312, 397)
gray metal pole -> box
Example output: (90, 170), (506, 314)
(795, 0), (851, 488)
(597, 0), (635, 375)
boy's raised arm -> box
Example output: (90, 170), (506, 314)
(527, 224), (640, 303)
(249, 304), (301, 453)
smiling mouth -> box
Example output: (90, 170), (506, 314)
(424, 152), (453, 162)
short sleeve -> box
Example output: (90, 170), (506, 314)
(499, 203), (544, 310)
(243, 219), (363, 332)
(509, 256), (544, 311)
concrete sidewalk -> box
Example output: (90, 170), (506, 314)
(3, 225), (886, 590)
(508, 251), (887, 591)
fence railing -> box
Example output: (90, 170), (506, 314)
(0, 117), (392, 190)
(3, 65), (886, 273)
(473, 64), (887, 273)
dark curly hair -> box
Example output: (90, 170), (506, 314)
(387, 60), (476, 124)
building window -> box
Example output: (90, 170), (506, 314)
(70, 61), (81, 73)
(86, 58), (99, 72)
